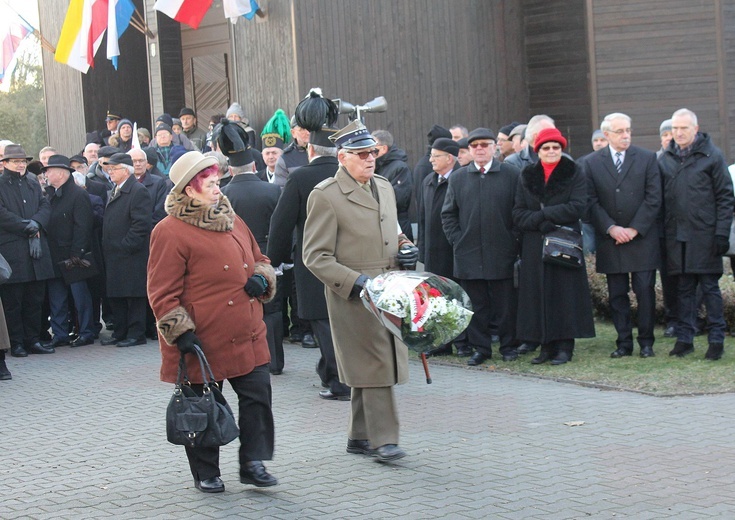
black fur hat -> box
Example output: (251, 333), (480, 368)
(294, 88), (339, 147)
(212, 118), (253, 166)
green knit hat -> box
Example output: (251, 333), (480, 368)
(260, 109), (291, 149)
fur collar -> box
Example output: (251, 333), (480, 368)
(165, 192), (234, 232)
(521, 156), (577, 203)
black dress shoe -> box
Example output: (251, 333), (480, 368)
(456, 346), (473, 357)
(117, 337), (147, 348)
(71, 336), (95, 347)
(319, 389), (350, 401)
(669, 341), (694, 357)
(502, 350), (519, 362)
(423, 344), (452, 357)
(0, 360), (11, 380)
(27, 342), (55, 355)
(195, 476), (225, 493)
(270, 368), (283, 375)
(42, 338), (71, 348)
(289, 333), (303, 343)
(550, 351), (572, 365)
(705, 343), (724, 361)
(663, 326), (676, 338)
(639, 346), (655, 358)
(517, 342), (539, 355)
(346, 439), (375, 456)
(10, 345), (28, 358)
(301, 333), (317, 348)
(375, 444), (406, 462)
(468, 351), (489, 366)
(610, 348), (633, 358)
(100, 337), (122, 346)
(240, 461), (278, 487)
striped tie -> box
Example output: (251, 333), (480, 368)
(614, 152), (622, 174)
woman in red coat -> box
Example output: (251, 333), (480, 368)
(148, 151), (278, 493)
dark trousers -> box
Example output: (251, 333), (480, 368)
(281, 269), (310, 337)
(47, 278), (95, 340)
(0, 280), (45, 347)
(311, 318), (350, 395)
(677, 273), (725, 343)
(263, 310), (284, 372)
(108, 297), (146, 341)
(659, 238), (678, 327)
(461, 278), (517, 356)
(87, 273), (104, 334)
(184, 364), (274, 481)
(607, 270), (656, 350)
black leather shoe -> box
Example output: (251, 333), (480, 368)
(240, 461), (278, 487)
(550, 351), (572, 365)
(468, 351), (489, 366)
(705, 343), (724, 361)
(301, 333), (317, 348)
(375, 444), (406, 463)
(289, 333), (303, 343)
(71, 336), (95, 347)
(100, 337), (122, 346)
(270, 368), (283, 375)
(27, 342), (55, 355)
(42, 338), (71, 348)
(639, 346), (655, 358)
(116, 337), (147, 348)
(663, 326), (676, 338)
(456, 346), (473, 357)
(319, 389), (350, 401)
(423, 344), (452, 357)
(10, 345), (27, 358)
(502, 351), (519, 361)
(346, 439), (375, 456)
(610, 348), (633, 358)
(0, 360), (11, 380)
(195, 476), (224, 493)
(517, 343), (539, 355)
(669, 341), (694, 357)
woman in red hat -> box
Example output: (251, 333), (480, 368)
(512, 128), (595, 365)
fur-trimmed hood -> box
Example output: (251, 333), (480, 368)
(520, 156), (577, 204)
(165, 191), (235, 232)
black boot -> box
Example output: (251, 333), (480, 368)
(531, 344), (553, 364)
(0, 350), (11, 380)
(705, 343), (724, 361)
(550, 342), (574, 365)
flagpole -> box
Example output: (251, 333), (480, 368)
(132, 8), (155, 39)
(1, 0), (56, 53)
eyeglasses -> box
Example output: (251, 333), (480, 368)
(540, 144), (562, 151)
(429, 153), (450, 160)
(608, 128), (632, 135)
(5, 159), (27, 165)
(346, 149), (380, 160)
(469, 142), (495, 149)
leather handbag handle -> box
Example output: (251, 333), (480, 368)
(175, 344), (218, 388)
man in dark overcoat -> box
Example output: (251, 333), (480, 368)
(416, 138), (469, 358)
(267, 133), (351, 399)
(585, 113), (662, 358)
(659, 108), (734, 360)
(374, 130), (413, 241)
(0, 145), (56, 357)
(441, 128), (521, 366)
(100, 153), (152, 347)
(130, 148), (169, 226)
(42, 155), (96, 347)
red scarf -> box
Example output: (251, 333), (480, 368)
(542, 160), (559, 184)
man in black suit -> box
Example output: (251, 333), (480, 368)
(585, 112), (662, 358)
(100, 153), (152, 348)
(42, 155), (97, 347)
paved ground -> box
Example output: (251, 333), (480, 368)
(3, 337), (735, 519)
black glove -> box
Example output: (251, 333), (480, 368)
(175, 330), (200, 354)
(397, 244), (419, 270)
(244, 274), (268, 297)
(70, 255), (91, 268)
(29, 236), (41, 259)
(23, 219), (40, 237)
(350, 274), (370, 299)
(539, 221), (557, 234)
(715, 235), (730, 256)
(529, 211), (545, 229)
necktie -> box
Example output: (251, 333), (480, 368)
(111, 186), (118, 199)
(362, 183), (370, 193)
(479, 166), (485, 175)
(614, 152), (622, 174)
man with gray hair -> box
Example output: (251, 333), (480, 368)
(504, 115), (556, 171)
(659, 108), (734, 360)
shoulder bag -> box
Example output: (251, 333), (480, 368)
(166, 345), (239, 448)
(543, 225), (584, 269)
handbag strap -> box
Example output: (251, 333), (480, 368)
(175, 344), (217, 389)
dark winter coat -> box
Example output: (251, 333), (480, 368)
(86, 177), (109, 206)
(222, 174), (281, 253)
(86, 162), (114, 190)
(659, 133), (734, 275)
(45, 174), (94, 278)
(513, 157), (595, 343)
(585, 145), (662, 274)
(504, 145), (536, 171)
(138, 172), (169, 226)
(441, 160), (520, 280)
(0, 169), (54, 283)
(267, 156), (339, 320)
(411, 149), (433, 223)
(274, 141), (308, 187)
(376, 146), (413, 240)
(102, 174), (152, 297)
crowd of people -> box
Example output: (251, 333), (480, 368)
(1, 93), (733, 491)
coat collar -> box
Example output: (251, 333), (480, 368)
(165, 191), (235, 232)
(335, 166), (380, 211)
(521, 156), (577, 202)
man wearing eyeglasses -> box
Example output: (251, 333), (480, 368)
(86, 146), (119, 191)
(441, 128), (521, 367)
(584, 112), (662, 360)
(303, 120), (419, 463)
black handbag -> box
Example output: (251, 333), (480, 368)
(166, 345), (239, 448)
(542, 226), (584, 269)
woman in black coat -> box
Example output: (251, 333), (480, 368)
(513, 128), (595, 365)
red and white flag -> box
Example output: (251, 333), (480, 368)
(154, 0), (213, 30)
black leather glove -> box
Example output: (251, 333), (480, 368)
(715, 235), (730, 256)
(29, 236), (41, 259)
(175, 330), (200, 354)
(539, 221), (557, 234)
(397, 244), (419, 270)
(23, 219), (40, 237)
(70, 255), (92, 268)
(244, 274), (268, 297)
(350, 274), (370, 299)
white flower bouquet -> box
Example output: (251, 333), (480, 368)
(361, 271), (473, 352)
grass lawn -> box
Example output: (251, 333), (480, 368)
(414, 320), (735, 396)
